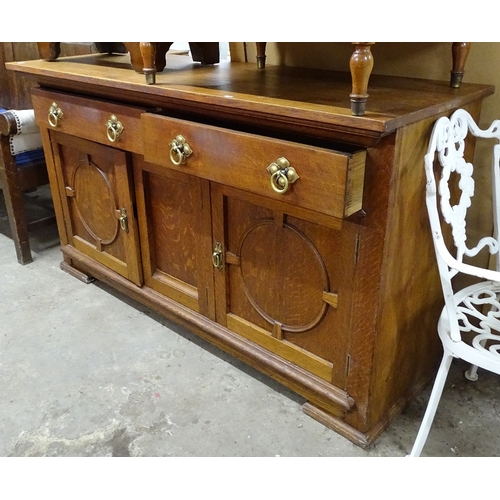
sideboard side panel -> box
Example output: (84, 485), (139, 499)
(342, 133), (398, 433)
(368, 100), (484, 430)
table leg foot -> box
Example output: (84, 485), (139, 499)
(140, 42), (157, 85)
(451, 42), (471, 88)
(349, 42), (374, 116)
(256, 42), (267, 69)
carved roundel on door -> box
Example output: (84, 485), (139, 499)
(70, 157), (120, 245)
(238, 220), (330, 333)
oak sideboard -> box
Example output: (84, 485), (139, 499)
(7, 52), (494, 447)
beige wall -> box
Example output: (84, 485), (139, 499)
(229, 42), (499, 266)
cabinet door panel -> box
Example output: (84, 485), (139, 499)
(134, 158), (215, 317)
(212, 185), (357, 386)
(51, 132), (142, 285)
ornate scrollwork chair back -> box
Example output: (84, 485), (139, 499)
(408, 108), (500, 456)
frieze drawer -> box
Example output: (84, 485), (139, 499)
(31, 88), (146, 155)
(142, 113), (366, 219)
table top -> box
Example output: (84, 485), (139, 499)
(6, 53), (495, 145)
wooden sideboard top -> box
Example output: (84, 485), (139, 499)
(6, 53), (495, 145)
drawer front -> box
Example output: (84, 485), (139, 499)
(32, 88), (145, 154)
(142, 113), (366, 219)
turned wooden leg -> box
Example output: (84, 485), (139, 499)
(123, 42), (170, 73)
(123, 42), (144, 73)
(140, 42), (157, 84)
(256, 42), (267, 69)
(451, 42), (471, 88)
(37, 42), (61, 61)
(349, 42), (374, 116)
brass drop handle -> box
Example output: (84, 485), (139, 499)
(48, 102), (63, 127)
(212, 242), (223, 270)
(169, 135), (193, 165)
(106, 115), (124, 143)
(266, 157), (299, 194)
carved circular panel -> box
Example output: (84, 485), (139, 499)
(72, 159), (119, 244)
(239, 220), (329, 333)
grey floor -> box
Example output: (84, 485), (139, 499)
(1, 191), (500, 458)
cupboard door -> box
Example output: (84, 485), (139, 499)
(51, 132), (143, 285)
(134, 158), (215, 318)
(212, 185), (357, 387)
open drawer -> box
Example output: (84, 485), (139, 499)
(142, 113), (366, 219)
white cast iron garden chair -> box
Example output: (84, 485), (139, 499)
(408, 108), (500, 457)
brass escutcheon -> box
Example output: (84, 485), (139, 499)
(48, 102), (63, 127)
(212, 242), (223, 270)
(266, 157), (299, 194)
(106, 115), (124, 142)
(169, 135), (193, 165)
(119, 208), (129, 233)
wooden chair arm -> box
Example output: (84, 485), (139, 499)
(0, 110), (20, 136)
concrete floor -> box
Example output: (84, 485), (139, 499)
(1, 192), (500, 458)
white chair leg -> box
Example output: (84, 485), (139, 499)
(465, 335), (488, 381)
(407, 350), (454, 457)
(465, 364), (479, 381)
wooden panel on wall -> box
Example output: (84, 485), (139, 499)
(0, 42), (98, 109)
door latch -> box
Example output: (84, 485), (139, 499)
(119, 208), (129, 233)
(212, 241), (223, 270)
